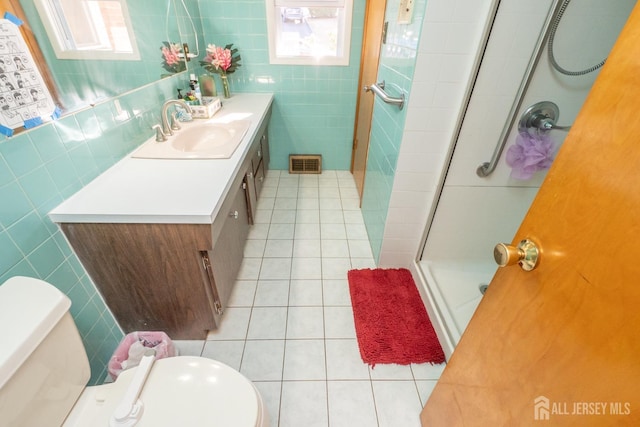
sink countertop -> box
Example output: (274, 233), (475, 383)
(49, 93), (274, 224)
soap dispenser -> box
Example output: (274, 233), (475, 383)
(189, 74), (202, 104)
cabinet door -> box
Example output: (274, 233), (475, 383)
(209, 180), (250, 312)
(254, 159), (265, 199)
(244, 172), (258, 225)
(260, 131), (270, 171)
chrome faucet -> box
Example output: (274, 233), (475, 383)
(161, 99), (192, 136)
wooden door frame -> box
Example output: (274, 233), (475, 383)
(350, 0), (387, 201)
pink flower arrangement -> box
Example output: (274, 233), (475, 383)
(161, 42), (186, 74)
(200, 43), (241, 75)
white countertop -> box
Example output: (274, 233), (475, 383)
(49, 93), (274, 224)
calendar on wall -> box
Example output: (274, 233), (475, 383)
(0, 17), (57, 135)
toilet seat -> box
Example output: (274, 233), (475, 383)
(64, 356), (267, 427)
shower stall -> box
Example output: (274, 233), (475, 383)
(416, 0), (636, 357)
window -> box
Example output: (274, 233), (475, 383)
(34, 0), (140, 61)
(265, 0), (353, 66)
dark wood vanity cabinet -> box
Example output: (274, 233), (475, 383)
(60, 122), (270, 340)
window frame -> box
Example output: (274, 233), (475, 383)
(265, 0), (353, 66)
(33, 0), (140, 61)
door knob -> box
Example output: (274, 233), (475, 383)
(494, 239), (539, 271)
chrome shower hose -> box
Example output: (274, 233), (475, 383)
(547, 0), (606, 76)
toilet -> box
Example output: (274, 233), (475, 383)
(0, 276), (269, 426)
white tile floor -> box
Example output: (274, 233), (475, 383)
(173, 170), (445, 427)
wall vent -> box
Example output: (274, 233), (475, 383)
(289, 154), (322, 174)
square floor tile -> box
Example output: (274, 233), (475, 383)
(227, 280), (257, 307)
(324, 306), (356, 338)
(206, 307), (251, 340)
(369, 363), (414, 380)
(237, 258), (262, 280)
(280, 381), (328, 427)
(283, 339), (326, 380)
(240, 340), (285, 381)
(259, 258), (292, 280)
(411, 362), (446, 380)
(254, 209), (273, 223)
(322, 258), (351, 280)
(321, 239), (350, 258)
(325, 339), (369, 380)
(296, 209), (319, 224)
(253, 381), (282, 427)
(343, 210), (365, 224)
(293, 239), (321, 257)
(286, 306), (324, 339)
(244, 239), (266, 257)
(254, 280), (290, 306)
(341, 198), (361, 210)
(289, 279), (323, 306)
(268, 223), (295, 239)
(323, 279), (352, 306)
(276, 186), (298, 198)
(278, 176), (300, 187)
(297, 198), (320, 210)
(320, 198), (342, 210)
(416, 380), (438, 406)
(348, 240), (373, 258)
(271, 209), (297, 223)
(257, 197), (275, 210)
(247, 307), (288, 339)
(201, 340), (244, 370)
(274, 197), (298, 210)
(320, 209), (344, 224)
(346, 223), (369, 239)
(298, 187), (319, 198)
(321, 223), (347, 239)
(248, 223), (270, 240)
(372, 381), (423, 427)
(328, 381), (378, 427)
(264, 239), (294, 257)
(295, 223), (321, 239)
(291, 257), (322, 279)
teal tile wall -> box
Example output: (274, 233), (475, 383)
(0, 74), (183, 385)
(361, 0), (427, 262)
(196, 0), (366, 170)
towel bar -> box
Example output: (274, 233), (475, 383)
(364, 81), (405, 110)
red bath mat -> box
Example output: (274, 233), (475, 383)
(347, 268), (445, 366)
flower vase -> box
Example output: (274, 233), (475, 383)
(221, 75), (230, 98)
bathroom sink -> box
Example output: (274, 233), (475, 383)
(132, 119), (251, 159)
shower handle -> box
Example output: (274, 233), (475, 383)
(494, 239), (539, 271)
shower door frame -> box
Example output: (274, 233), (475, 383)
(414, 0), (636, 358)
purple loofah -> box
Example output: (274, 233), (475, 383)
(506, 132), (556, 180)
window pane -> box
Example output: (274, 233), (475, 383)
(275, 7), (343, 59)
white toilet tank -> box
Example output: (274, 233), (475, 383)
(0, 276), (91, 427)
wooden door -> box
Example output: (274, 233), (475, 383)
(421, 4), (640, 426)
(350, 0), (386, 201)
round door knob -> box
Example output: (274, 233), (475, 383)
(230, 210), (239, 219)
(494, 239), (539, 271)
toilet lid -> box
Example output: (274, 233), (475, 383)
(66, 356), (261, 426)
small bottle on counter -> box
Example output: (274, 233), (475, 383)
(189, 74), (202, 104)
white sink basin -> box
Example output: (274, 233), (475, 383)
(132, 119), (251, 159)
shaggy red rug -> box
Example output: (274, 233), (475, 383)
(347, 268), (445, 366)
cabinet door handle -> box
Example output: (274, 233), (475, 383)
(247, 172), (253, 178)
(257, 150), (262, 158)
(259, 176), (264, 182)
(230, 210), (239, 219)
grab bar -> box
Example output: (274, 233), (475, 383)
(476, 0), (563, 178)
(364, 81), (405, 110)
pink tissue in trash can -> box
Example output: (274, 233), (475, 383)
(108, 331), (176, 380)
